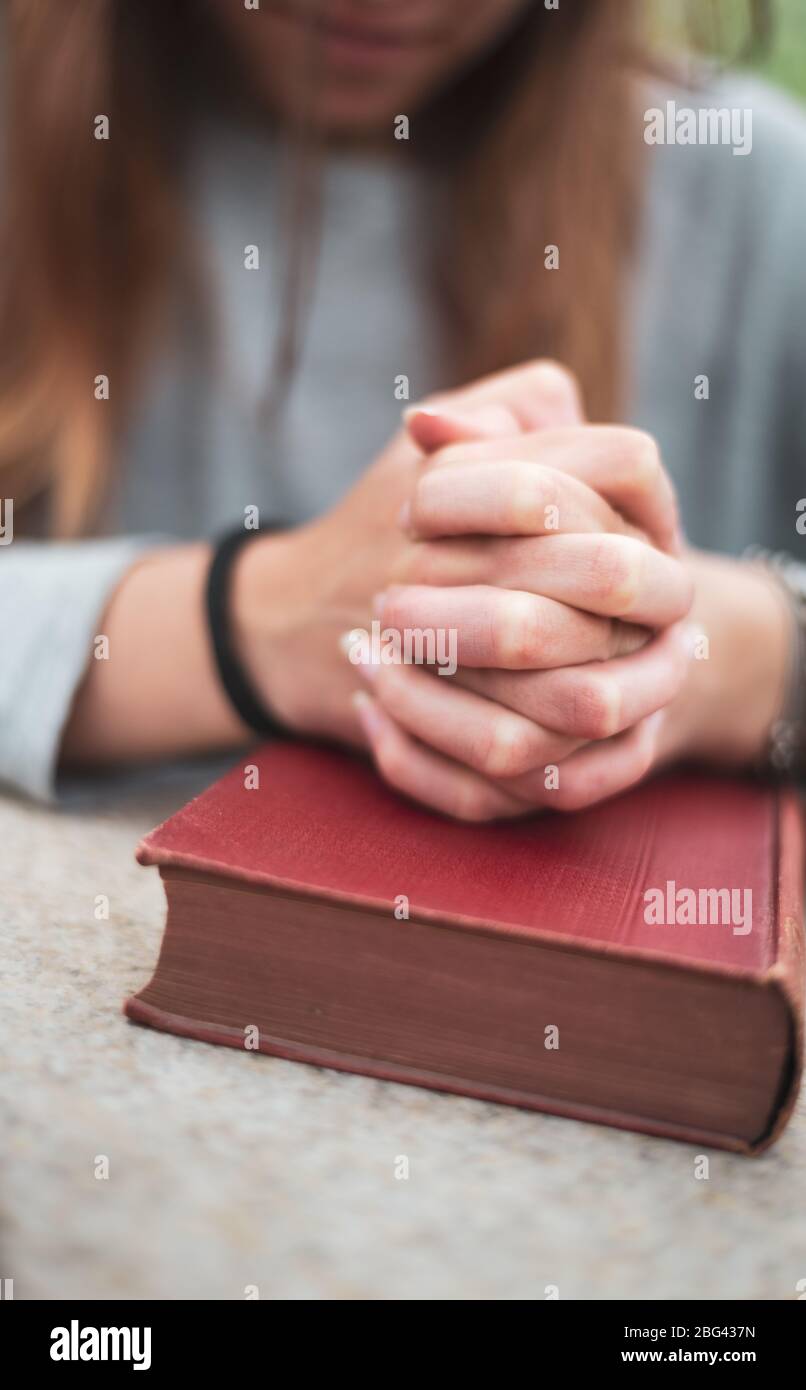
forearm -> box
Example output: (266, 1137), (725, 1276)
(61, 543), (247, 765)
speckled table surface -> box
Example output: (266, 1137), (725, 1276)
(2, 767), (805, 1301)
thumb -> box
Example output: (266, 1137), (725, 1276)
(402, 402), (519, 454)
(403, 359), (585, 455)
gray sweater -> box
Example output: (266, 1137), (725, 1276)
(2, 74), (806, 800)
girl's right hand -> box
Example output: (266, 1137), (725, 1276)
(63, 358), (685, 792)
(63, 360), (588, 767)
(230, 361), (585, 745)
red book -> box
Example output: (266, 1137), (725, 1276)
(126, 743), (805, 1153)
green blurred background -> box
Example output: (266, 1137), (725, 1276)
(660, 0), (806, 101)
(755, 0), (806, 98)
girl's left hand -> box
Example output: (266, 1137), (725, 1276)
(355, 549), (792, 820)
(350, 423), (691, 820)
(352, 439), (791, 821)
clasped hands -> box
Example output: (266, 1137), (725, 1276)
(349, 361), (696, 820)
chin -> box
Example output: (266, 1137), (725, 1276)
(245, 38), (452, 136)
(264, 71), (439, 138)
(315, 97), (417, 137)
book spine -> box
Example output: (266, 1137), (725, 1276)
(751, 787), (805, 1154)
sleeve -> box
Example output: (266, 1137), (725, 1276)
(0, 537), (157, 801)
(763, 554), (806, 782)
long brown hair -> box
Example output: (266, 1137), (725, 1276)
(0, 0), (770, 536)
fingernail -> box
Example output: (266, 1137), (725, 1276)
(356, 658), (379, 682)
(352, 689), (382, 739)
(402, 403), (436, 423)
(645, 710), (665, 743)
(397, 500), (412, 530)
(405, 404), (478, 432)
(338, 629), (360, 659)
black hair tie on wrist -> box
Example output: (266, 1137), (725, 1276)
(206, 526), (284, 738)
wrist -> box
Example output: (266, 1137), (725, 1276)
(229, 525), (321, 730)
(672, 552), (792, 767)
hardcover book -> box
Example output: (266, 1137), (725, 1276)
(126, 743), (805, 1153)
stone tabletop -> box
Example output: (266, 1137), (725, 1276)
(2, 768), (805, 1301)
